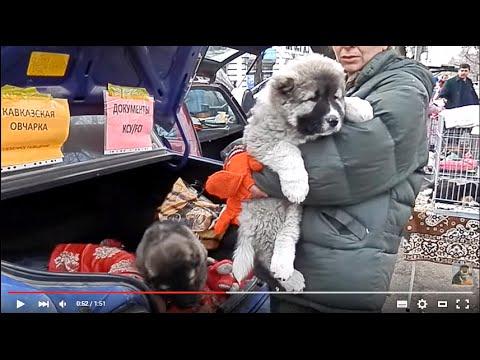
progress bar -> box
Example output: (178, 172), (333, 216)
(8, 291), (475, 295)
(227, 291), (475, 295)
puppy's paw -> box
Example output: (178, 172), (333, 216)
(232, 258), (251, 283)
(280, 177), (309, 204)
(280, 269), (305, 292)
(270, 250), (295, 281)
(345, 96), (374, 123)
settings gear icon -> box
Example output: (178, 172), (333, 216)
(417, 299), (428, 310)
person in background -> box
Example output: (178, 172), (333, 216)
(438, 63), (479, 109)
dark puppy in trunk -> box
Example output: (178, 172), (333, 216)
(136, 220), (208, 308)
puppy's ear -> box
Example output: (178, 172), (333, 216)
(271, 73), (295, 94)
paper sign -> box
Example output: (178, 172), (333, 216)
(104, 90), (154, 154)
(107, 83), (151, 99)
(27, 51), (70, 77)
(1, 95), (70, 171)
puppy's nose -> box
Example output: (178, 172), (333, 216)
(325, 116), (339, 127)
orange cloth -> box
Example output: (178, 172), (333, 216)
(205, 151), (263, 236)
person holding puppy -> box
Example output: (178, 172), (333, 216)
(227, 46), (434, 312)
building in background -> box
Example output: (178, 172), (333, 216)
(225, 46), (314, 90)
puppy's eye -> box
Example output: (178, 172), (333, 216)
(308, 90), (320, 102)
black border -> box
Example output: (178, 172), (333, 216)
(2, 4), (478, 45)
(2, 312), (478, 343)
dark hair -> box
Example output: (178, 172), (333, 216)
(459, 63), (471, 70)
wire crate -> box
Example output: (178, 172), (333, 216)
(432, 113), (480, 219)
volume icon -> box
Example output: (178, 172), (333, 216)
(59, 300), (67, 309)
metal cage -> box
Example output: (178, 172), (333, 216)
(432, 114), (480, 219)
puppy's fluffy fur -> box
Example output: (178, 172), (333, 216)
(232, 54), (373, 291)
(136, 220), (208, 307)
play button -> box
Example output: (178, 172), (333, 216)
(16, 300), (25, 309)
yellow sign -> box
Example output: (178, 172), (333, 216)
(1, 84), (51, 98)
(26, 51), (70, 77)
(1, 93), (70, 171)
(107, 83), (151, 99)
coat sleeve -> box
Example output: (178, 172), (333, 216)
(469, 81), (480, 103)
(253, 73), (431, 206)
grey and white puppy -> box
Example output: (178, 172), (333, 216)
(136, 220), (208, 308)
(232, 54), (373, 291)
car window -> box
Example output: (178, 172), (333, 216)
(184, 88), (238, 128)
(183, 87), (245, 160)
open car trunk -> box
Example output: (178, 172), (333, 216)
(1, 155), (267, 313)
(2, 157), (222, 258)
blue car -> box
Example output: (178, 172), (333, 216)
(1, 46), (269, 313)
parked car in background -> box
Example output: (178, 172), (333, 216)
(183, 46), (266, 160)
